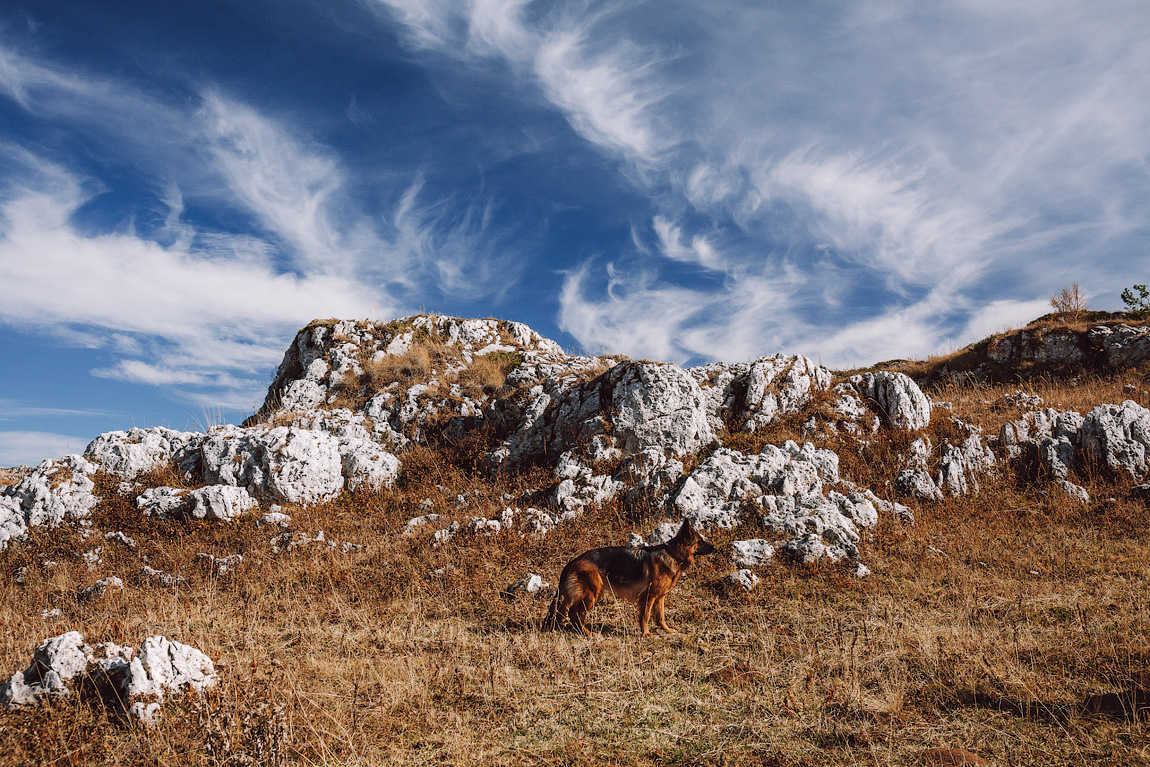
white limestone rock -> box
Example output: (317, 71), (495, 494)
(673, 443), (836, 519)
(896, 469), (944, 501)
(502, 573), (549, 599)
(860, 488), (914, 523)
(77, 576), (124, 602)
(621, 447), (685, 504)
(723, 569), (760, 592)
(0, 631), (89, 707)
(730, 539), (775, 568)
(402, 513), (441, 536)
(690, 355), (833, 432)
(187, 485), (257, 521)
(1080, 400), (1150, 477)
(552, 453), (624, 513)
(0, 456), (99, 549)
(258, 511), (291, 528)
(84, 427), (202, 479)
(1092, 324), (1150, 367)
(778, 532), (855, 564)
(850, 371), (931, 431)
(197, 553), (243, 575)
(135, 485), (255, 521)
(496, 360), (715, 467)
(993, 390), (1044, 410)
(104, 531), (136, 548)
(338, 437), (401, 491)
(200, 426), (344, 504)
(135, 486), (191, 519)
(761, 496), (861, 561)
(936, 431), (996, 496)
(1, 632), (215, 724)
(645, 521), (682, 546)
(1056, 480), (1091, 505)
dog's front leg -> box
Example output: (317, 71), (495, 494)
(654, 595), (675, 634)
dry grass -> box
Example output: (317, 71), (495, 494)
(2, 378), (1149, 766)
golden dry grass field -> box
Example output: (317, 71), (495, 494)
(1, 374), (1148, 766)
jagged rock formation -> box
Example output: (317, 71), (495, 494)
(0, 631), (216, 724)
(0, 456), (98, 549)
(911, 318), (1150, 386)
(850, 371), (932, 431)
(995, 399), (1150, 502)
(16, 312), (1146, 577)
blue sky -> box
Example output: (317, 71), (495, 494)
(1, 0), (1148, 465)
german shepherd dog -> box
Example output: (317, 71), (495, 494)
(544, 521), (715, 636)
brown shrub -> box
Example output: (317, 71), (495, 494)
(364, 342), (434, 390)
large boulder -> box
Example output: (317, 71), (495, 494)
(339, 437), (401, 491)
(200, 426), (345, 504)
(1080, 400), (1150, 477)
(135, 485), (257, 521)
(667, 442), (882, 565)
(84, 427), (203, 479)
(935, 431), (996, 496)
(0, 456), (98, 549)
(850, 371), (931, 431)
(494, 361), (715, 467)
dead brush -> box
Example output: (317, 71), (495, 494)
(456, 351), (522, 399)
(364, 341), (435, 390)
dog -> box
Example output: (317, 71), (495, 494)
(543, 520), (715, 636)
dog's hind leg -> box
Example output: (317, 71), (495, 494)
(566, 564), (603, 636)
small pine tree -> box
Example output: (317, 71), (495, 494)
(1050, 283), (1088, 324)
(1121, 284), (1149, 318)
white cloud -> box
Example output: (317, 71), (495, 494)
(200, 93), (350, 272)
(551, 1), (1150, 365)
(534, 27), (666, 162)
(0, 431), (92, 467)
(369, 0), (668, 163)
(651, 215), (721, 269)
(0, 149), (386, 398)
(0, 44), (539, 408)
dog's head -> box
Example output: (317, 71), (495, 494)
(671, 520), (716, 561)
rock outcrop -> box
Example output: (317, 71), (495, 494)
(0, 632), (216, 724)
(492, 360), (716, 467)
(0, 456), (98, 549)
(850, 371), (931, 431)
(16, 313), (1146, 583)
(1080, 400), (1150, 478)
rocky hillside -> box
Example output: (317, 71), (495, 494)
(885, 313), (1150, 386)
(1, 314), (1149, 765)
(5, 312), (1150, 600)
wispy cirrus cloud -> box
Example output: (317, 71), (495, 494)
(366, 0), (671, 163)
(549, 0), (1150, 365)
(0, 146), (383, 399)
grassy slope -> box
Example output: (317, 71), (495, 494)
(0, 365), (1148, 765)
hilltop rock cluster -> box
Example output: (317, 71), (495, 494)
(0, 316), (957, 583)
(3, 315), (1149, 705)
